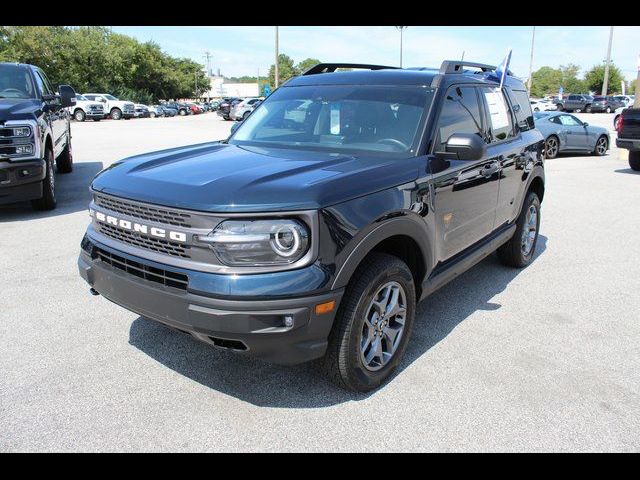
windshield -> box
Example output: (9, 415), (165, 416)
(229, 85), (434, 155)
(76, 94), (87, 101)
(104, 94), (118, 101)
(0, 65), (37, 99)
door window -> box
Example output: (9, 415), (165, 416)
(434, 86), (483, 151)
(558, 115), (581, 126)
(480, 87), (515, 142)
(33, 70), (53, 96)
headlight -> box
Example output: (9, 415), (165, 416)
(201, 219), (310, 266)
(12, 126), (31, 137)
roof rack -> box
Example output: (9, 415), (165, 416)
(439, 60), (513, 76)
(302, 63), (398, 76)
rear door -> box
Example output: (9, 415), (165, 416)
(33, 68), (67, 156)
(429, 84), (500, 261)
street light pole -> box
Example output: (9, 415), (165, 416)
(527, 26), (536, 93)
(395, 26), (407, 68)
(635, 54), (640, 108)
(275, 26), (279, 88)
(602, 26), (614, 95)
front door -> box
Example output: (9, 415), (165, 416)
(558, 114), (588, 149)
(429, 85), (500, 262)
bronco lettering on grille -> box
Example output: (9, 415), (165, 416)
(90, 208), (187, 243)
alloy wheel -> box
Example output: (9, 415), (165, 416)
(545, 137), (558, 158)
(596, 137), (608, 155)
(360, 281), (407, 372)
(521, 205), (537, 256)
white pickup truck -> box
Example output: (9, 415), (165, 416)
(82, 93), (135, 120)
(68, 94), (106, 122)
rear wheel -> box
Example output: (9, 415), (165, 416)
(605, 106), (611, 113)
(110, 108), (122, 120)
(629, 151), (640, 171)
(594, 135), (608, 156)
(179, 109), (187, 116)
(73, 109), (86, 122)
(322, 253), (416, 392)
(31, 148), (56, 211)
(545, 135), (559, 159)
(556, 104), (564, 111)
(150, 112), (156, 118)
(585, 104), (592, 113)
(497, 192), (541, 268)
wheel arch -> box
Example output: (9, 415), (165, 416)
(331, 215), (432, 299)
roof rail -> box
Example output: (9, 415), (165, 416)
(302, 63), (398, 76)
(439, 60), (513, 76)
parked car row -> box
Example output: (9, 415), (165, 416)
(216, 97), (264, 121)
(552, 94), (633, 113)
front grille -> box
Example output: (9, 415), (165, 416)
(95, 247), (188, 291)
(96, 222), (191, 258)
(94, 194), (192, 227)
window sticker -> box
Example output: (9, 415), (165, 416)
(330, 103), (341, 134)
(483, 88), (509, 130)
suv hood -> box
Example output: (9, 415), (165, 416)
(0, 98), (41, 122)
(91, 142), (423, 212)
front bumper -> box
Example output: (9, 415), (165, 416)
(78, 236), (343, 365)
(0, 159), (45, 205)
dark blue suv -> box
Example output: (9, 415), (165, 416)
(78, 61), (545, 391)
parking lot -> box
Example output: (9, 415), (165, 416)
(1, 112), (639, 452)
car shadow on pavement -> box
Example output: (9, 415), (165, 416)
(129, 235), (547, 408)
(614, 168), (640, 175)
(0, 161), (103, 222)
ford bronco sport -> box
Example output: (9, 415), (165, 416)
(78, 61), (545, 391)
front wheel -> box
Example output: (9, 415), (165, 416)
(605, 106), (611, 113)
(585, 105), (592, 113)
(322, 253), (416, 392)
(110, 108), (122, 120)
(56, 140), (73, 173)
(150, 112), (156, 118)
(497, 192), (541, 268)
(556, 104), (564, 111)
(594, 135), (608, 156)
(74, 109), (86, 122)
(629, 151), (640, 171)
(179, 109), (187, 116)
(31, 148), (56, 211)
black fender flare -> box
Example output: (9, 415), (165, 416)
(516, 166), (545, 216)
(330, 213), (433, 290)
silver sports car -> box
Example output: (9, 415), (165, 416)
(534, 112), (610, 159)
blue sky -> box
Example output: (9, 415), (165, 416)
(111, 26), (640, 81)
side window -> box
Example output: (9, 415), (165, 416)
(558, 115), (581, 126)
(507, 89), (534, 132)
(434, 86), (483, 151)
(34, 70), (53, 96)
(480, 87), (515, 142)
(38, 70), (55, 94)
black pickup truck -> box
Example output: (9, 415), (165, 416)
(0, 63), (76, 210)
(616, 107), (640, 171)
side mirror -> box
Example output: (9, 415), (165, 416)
(445, 133), (486, 161)
(59, 85), (76, 108)
(230, 121), (241, 135)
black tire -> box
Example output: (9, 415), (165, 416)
(31, 148), (56, 211)
(534, 107), (540, 112)
(179, 109), (187, 116)
(585, 104), (592, 113)
(93, 118), (101, 122)
(150, 112), (156, 118)
(593, 135), (608, 156)
(497, 192), (541, 268)
(110, 108), (122, 120)
(629, 151), (640, 171)
(73, 109), (86, 122)
(605, 106), (611, 113)
(242, 111), (250, 120)
(614, 115), (620, 129)
(556, 103), (564, 111)
(545, 135), (559, 159)
(56, 140), (73, 173)
(322, 253), (416, 392)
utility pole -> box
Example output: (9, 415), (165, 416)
(257, 68), (260, 97)
(634, 55), (640, 108)
(195, 70), (198, 101)
(602, 26), (614, 95)
(203, 51), (212, 77)
(461, 51), (465, 61)
(527, 26), (536, 93)
(395, 26), (407, 68)
(275, 26), (279, 88)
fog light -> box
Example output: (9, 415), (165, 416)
(284, 315), (294, 328)
(14, 144), (33, 155)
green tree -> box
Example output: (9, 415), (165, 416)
(584, 62), (624, 95)
(529, 64), (587, 97)
(295, 58), (321, 75)
(268, 53), (296, 88)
